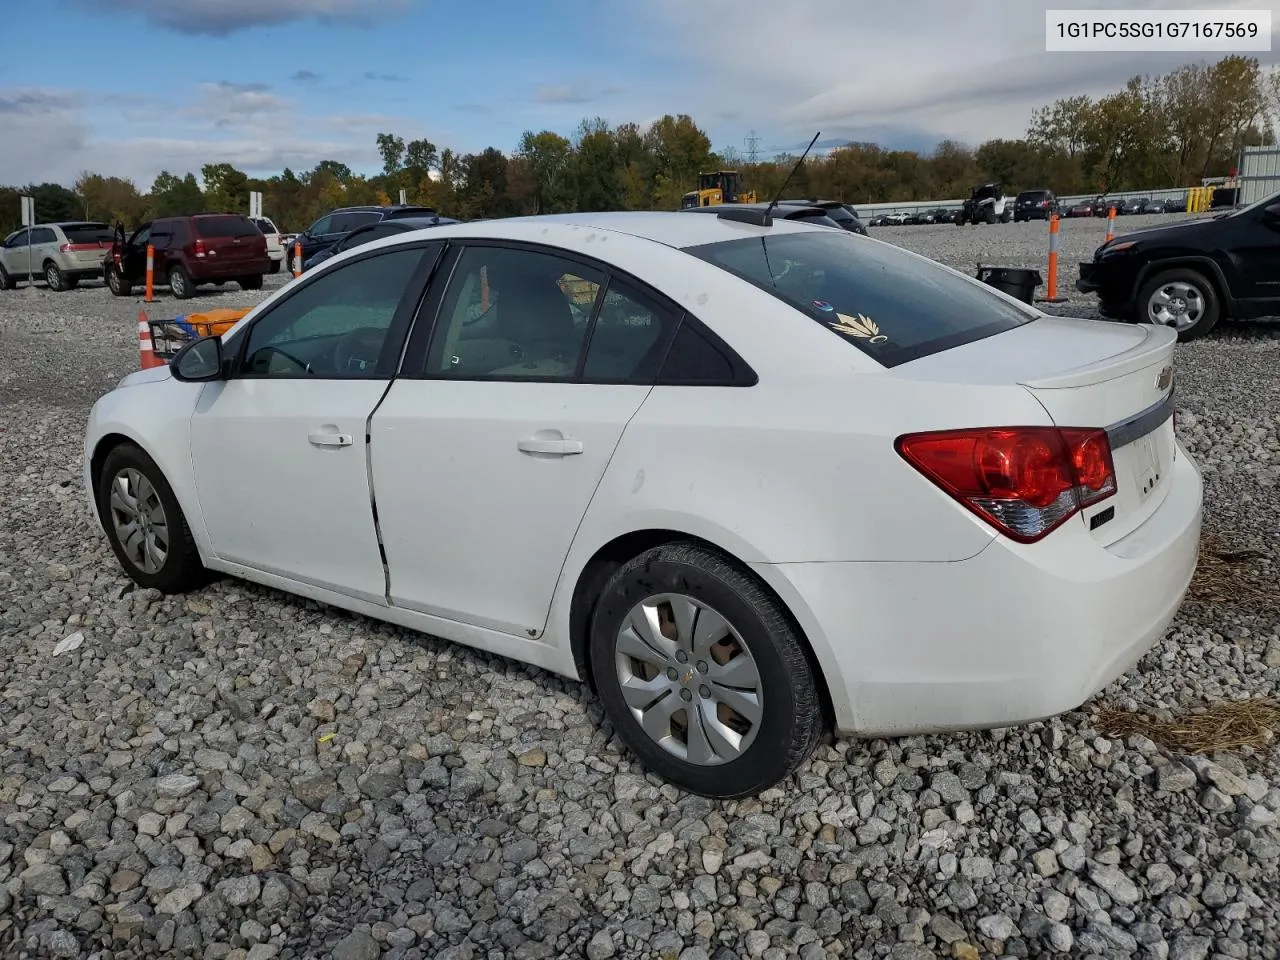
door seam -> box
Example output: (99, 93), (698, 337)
(365, 378), (399, 604)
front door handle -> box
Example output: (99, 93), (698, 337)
(309, 432), (352, 447)
(517, 436), (583, 456)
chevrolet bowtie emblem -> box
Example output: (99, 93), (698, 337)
(682, 669), (694, 684)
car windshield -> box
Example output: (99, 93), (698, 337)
(196, 216), (259, 238)
(61, 223), (113, 243)
(684, 230), (1037, 367)
(1223, 189), (1280, 218)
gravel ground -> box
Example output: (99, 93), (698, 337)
(1, 223), (1278, 960)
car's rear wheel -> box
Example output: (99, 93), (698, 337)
(588, 542), (826, 798)
(240, 274), (263, 291)
(1137, 268), (1220, 342)
(44, 262), (69, 291)
(108, 264), (131, 297)
(97, 443), (208, 594)
(169, 265), (193, 300)
(268, 260), (281, 275)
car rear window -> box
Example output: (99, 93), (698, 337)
(60, 223), (113, 244)
(683, 230), (1037, 367)
(1018, 191), (1050, 201)
(195, 216), (259, 238)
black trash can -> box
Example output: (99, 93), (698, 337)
(976, 265), (1042, 304)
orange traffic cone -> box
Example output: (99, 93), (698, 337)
(138, 310), (163, 369)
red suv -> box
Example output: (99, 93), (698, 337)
(106, 214), (271, 299)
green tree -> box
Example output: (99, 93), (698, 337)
(516, 130), (574, 213)
(572, 117), (620, 211)
(376, 133), (406, 175)
(148, 172), (205, 217)
(201, 162), (250, 214)
(644, 114), (712, 209)
(74, 172), (147, 227)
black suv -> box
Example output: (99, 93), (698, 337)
(1013, 189), (1059, 222)
(1076, 191), (1280, 342)
(289, 205), (437, 271)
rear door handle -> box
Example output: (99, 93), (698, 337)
(309, 432), (352, 447)
(517, 437), (583, 456)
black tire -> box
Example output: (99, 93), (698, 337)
(588, 542), (826, 798)
(0, 264), (13, 290)
(107, 264), (132, 297)
(169, 264), (194, 300)
(96, 443), (209, 594)
(44, 261), (69, 291)
(984, 206), (996, 224)
(240, 274), (264, 291)
(1135, 268), (1221, 343)
(1000, 209), (1012, 223)
(269, 260), (281, 275)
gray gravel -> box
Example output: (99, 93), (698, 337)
(2, 227), (1278, 960)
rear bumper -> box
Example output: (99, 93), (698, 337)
(188, 257), (271, 281)
(754, 442), (1202, 736)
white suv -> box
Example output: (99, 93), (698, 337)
(0, 221), (114, 291)
(250, 217), (285, 274)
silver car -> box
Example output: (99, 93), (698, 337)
(0, 221), (114, 291)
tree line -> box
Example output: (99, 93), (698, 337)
(1, 55), (1274, 237)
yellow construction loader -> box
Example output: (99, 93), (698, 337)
(680, 171), (757, 208)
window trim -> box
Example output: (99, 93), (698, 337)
(398, 238), (756, 387)
(227, 239), (445, 381)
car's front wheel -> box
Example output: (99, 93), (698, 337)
(97, 443), (208, 594)
(1137, 268), (1220, 342)
(0, 264), (14, 290)
(589, 542), (826, 798)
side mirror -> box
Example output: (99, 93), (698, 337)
(171, 336), (226, 382)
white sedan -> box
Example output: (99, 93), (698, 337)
(83, 210), (1202, 798)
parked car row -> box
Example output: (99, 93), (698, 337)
(0, 204), (462, 296)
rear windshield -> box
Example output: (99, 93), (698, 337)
(683, 231), (1036, 367)
(61, 223), (113, 243)
(823, 206), (855, 223)
(195, 216), (259, 238)
(1017, 191), (1050, 201)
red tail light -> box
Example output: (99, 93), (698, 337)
(194, 239), (206, 257)
(896, 426), (1116, 543)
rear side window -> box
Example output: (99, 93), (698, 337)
(332, 212), (381, 233)
(684, 231), (1036, 367)
(61, 223), (112, 244)
(195, 216), (259, 238)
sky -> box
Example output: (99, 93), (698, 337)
(1, 0), (1278, 189)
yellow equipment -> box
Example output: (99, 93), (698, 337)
(680, 171), (758, 209)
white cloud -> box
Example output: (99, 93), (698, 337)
(637, 0), (1280, 149)
(0, 85), (378, 186)
(69, 0), (411, 36)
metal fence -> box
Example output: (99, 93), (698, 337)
(1239, 146), (1280, 205)
(846, 186), (1194, 221)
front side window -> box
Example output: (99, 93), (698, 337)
(684, 230), (1036, 367)
(425, 246), (603, 380)
(4, 230), (28, 247)
(242, 246), (429, 378)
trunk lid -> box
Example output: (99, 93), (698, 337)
(896, 317), (1178, 545)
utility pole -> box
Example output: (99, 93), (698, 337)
(744, 130), (761, 164)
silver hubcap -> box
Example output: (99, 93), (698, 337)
(614, 593), (763, 766)
(1147, 281), (1203, 331)
(171, 272), (185, 295)
(46, 265), (58, 287)
(108, 468), (168, 574)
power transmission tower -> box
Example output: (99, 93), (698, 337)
(744, 130), (761, 164)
